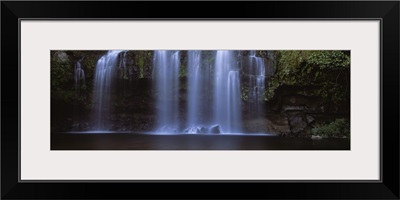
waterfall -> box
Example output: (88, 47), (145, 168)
(153, 50), (243, 134)
(153, 50), (180, 132)
(86, 50), (266, 133)
(92, 50), (122, 130)
(186, 51), (203, 131)
(186, 51), (215, 133)
(247, 50), (266, 116)
(213, 50), (242, 133)
(187, 51), (201, 129)
(74, 60), (85, 93)
(73, 59), (86, 130)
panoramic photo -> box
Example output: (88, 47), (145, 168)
(51, 50), (350, 150)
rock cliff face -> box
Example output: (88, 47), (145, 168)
(259, 85), (350, 137)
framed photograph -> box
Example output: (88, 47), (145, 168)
(2, 1), (399, 199)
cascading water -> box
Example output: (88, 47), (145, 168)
(247, 50), (266, 116)
(153, 50), (180, 132)
(72, 59), (86, 130)
(92, 50), (122, 130)
(156, 50), (243, 134)
(83, 50), (269, 134)
(74, 59), (85, 93)
(213, 50), (242, 133)
(186, 51), (213, 133)
(186, 51), (202, 131)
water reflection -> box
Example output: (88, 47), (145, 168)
(52, 132), (350, 150)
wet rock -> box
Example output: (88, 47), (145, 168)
(311, 135), (323, 140)
(185, 126), (212, 134)
(283, 106), (306, 113)
(242, 118), (269, 133)
(56, 51), (69, 62)
(251, 114), (290, 136)
(279, 130), (291, 137)
(185, 127), (198, 134)
(306, 115), (315, 124)
(288, 115), (308, 134)
(198, 127), (208, 133)
(209, 124), (221, 134)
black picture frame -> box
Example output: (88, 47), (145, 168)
(2, 1), (399, 199)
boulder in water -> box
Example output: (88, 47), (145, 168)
(185, 126), (210, 134)
(186, 127), (198, 134)
(209, 124), (221, 134)
(198, 126), (208, 133)
(311, 135), (323, 140)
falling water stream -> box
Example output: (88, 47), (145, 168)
(247, 50), (266, 116)
(212, 50), (242, 133)
(74, 59), (85, 92)
(153, 50), (243, 134)
(153, 50), (180, 132)
(92, 50), (122, 130)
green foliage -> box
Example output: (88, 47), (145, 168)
(311, 118), (350, 138)
(51, 51), (74, 102)
(132, 51), (153, 79)
(51, 51), (72, 90)
(241, 85), (249, 101)
(179, 63), (187, 77)
(307, 51), (350, 69)
(264, 77), (280, 101)
(138, 56), (145, 78)
(265, 50), (350, 104)
(202, 51), (215, 66)
(51, 50), (105, 111)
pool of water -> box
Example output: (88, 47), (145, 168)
(51, 132), (350, 150)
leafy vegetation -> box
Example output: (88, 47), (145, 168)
(265, 50), (350, 104)
(311, 118), (350, 138)
(51, 51), (106, 111)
